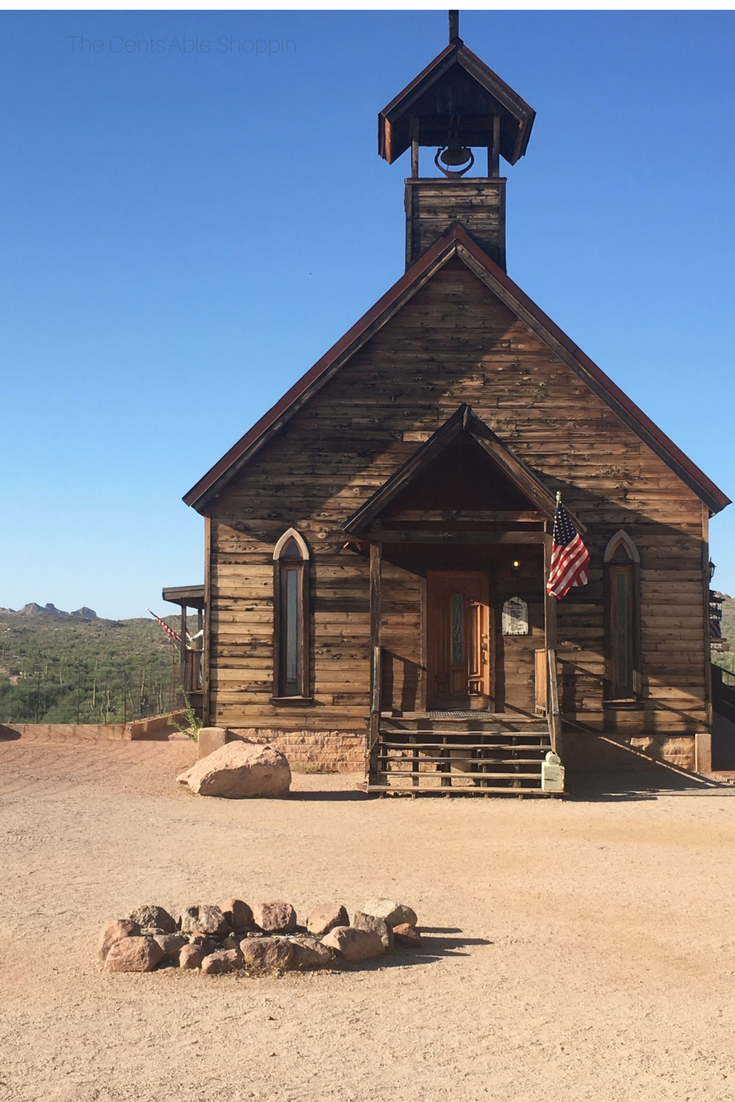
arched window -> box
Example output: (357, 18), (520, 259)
(272, 529), (310, 700)
(604, 531), (641, 702)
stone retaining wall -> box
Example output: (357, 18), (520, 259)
(0, 712), (187, 744)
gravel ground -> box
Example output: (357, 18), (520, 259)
(1, 736), (735, 1102)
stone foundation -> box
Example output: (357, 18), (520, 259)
(227, 728), (366, 774)
(563, 731), (697, 772)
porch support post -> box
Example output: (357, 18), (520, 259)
(180, 602), (188, 698)
(544, 528), (562, 757)
(543, 530), (557, 652)
(368, 541), (382, 783)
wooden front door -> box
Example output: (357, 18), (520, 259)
(426, 571), (491, 710)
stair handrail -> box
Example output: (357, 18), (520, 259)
(547, 647), (561, 755)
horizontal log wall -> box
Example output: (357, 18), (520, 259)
(405, 179), (506, 269)
(206, 257), (709, 760)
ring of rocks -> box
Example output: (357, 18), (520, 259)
(99, 898), (422, 974)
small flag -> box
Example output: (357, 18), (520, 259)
(547, 500), (590, 599)
(146, 609), (181, 643)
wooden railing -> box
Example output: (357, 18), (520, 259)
(547, 647), (562, 755)
(366, 644), (383, 782)
(183, 650), (203, 694)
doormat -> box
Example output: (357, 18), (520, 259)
(427, 710), (498, 718)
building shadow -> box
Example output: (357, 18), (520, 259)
(568, 769), (732, 802)
(291, 788), (371, 803)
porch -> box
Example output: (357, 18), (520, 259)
(341, 406), (567, 794)
(162, 584), (205, 718)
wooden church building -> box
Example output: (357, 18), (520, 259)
(176, 19), (729, 792)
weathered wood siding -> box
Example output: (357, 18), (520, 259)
(405, 179), (506, 269)
(206, 257), (708, 744)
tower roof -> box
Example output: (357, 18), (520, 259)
(378, 39), (535, 166)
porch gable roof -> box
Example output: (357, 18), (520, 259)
(342, 404), (570, 535)
(183, 223), (729, 516)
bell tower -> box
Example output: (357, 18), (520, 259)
(378, 12), (535, 271)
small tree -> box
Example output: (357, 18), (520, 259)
(172, 694), (202, 742)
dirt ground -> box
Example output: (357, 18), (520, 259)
(2, 736), (735, 1102)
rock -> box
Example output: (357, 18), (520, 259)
(361, 898), (418, 929)
(393, 923), (422, 947)
(127, 905), (177, 933)
(220, 898), (253, 933)
(177, 742), (291, 799)
(352, 910), (394, 951)
(201, 948), (243, 974)
(321, 926), (385, 962)
(306, 902), (349, 937)
(188, 934), (218, 957)
(197, 727), (229, 760)
(105, 936), (164, 972)
(179, 944), (204, 970)
(178, 904), (230, 937)
(289, 935), (335, 970)
(252, 902), (297, 933)
(239, 937), (295, 972)
(98, 919), (141, 962)
(153, 933), (188, 961)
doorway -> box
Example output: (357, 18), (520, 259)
(426, 571), (491, 710)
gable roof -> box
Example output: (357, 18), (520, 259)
(378, 40), (535, 166)
(183, 223), (730, 516)
(342, 404), (570, 534)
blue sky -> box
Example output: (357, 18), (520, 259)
(1, 9), (734, 618)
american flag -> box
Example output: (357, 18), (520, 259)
(547, 501), (590, 599)
(147, 609), (181, 643)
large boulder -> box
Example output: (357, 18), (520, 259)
(352, 910), (394, 951)
(98, 919), (141, 962)
(252, 902), (297, 934)
(178, 904), (230, 937)
(239, 937), (294, 972)
(321, 926), (385, 963)
(177, 742), (291, 799)
(306, 902), (349, 937)
(105, 936), (164, 972)
(127, 905), (177, 933)
(361, 899), (418, 929)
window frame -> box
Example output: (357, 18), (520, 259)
(271, 528), (311, 703)
(603, 530), (642, 705)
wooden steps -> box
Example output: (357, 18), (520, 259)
(367, 713), (556, 796)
